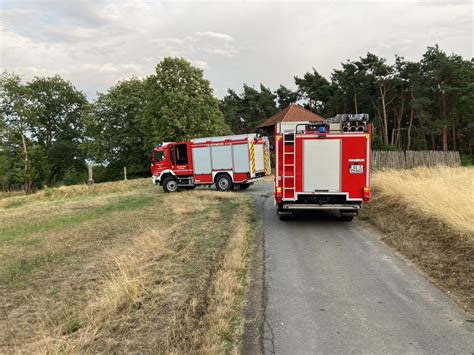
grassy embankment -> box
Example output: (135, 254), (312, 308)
(0, 179), (256, 353)
(361, 167), (473, 313)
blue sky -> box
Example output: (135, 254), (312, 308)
(1, 0), (472, 99)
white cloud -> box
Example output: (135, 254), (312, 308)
(149, 31), (238, 61)
(195, 31), (234, 42)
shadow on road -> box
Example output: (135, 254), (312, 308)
(279, 210), (343, 223)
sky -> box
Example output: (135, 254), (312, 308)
(1, 0), (472, 99)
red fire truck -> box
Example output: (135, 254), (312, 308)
(274, 114), (371, 221)
(151, 134), (271, 192)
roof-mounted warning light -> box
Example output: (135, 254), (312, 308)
(306, 122), (329, 132)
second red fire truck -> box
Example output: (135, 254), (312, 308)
(274, 114), (372, 221)
(151, 134), (271, 192)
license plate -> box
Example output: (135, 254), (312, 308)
(349, 164), (363, 174)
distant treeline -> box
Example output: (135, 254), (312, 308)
(1, 45), (472, 192)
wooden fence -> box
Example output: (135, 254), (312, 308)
(371, 150), (461, 170)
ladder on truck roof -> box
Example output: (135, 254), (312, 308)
(282, 129), (296, 201)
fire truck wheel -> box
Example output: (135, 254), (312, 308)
(239, 183), (251, 190)
(162, 176), (179, 193)
(215, 174), (233, 191)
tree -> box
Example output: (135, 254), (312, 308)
(86, 77), (149, 179)
(219, 89), (245, 134)
(86, 58), (231, 179)
(275, 85), (298, 109)
(240, 84), (278, 129)
(0, 72), (33, 192)
(358, 53), (395, 146)
(27, 76), (89, 184)
(144, 57), (230, 145)
(420, 45), (473, 152)
(220, 84), (278, 133)
(294, 68), (332, 115)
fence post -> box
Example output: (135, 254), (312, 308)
(124, 166), (127, 181)
(87, 164), (94, 185)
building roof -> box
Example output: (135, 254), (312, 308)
(256, 104), (325, 129)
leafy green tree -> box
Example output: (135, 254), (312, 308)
(0, 72), (34, 192)
(86, 77), (149, 179)
(145, 57), (230, 144)
(87, 58), (230, 179)
(27, 75), (89, 184)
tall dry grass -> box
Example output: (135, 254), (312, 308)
(38, 229), (173, 353)
(363, 166), (474, 313)
(371, 166), (473, 236)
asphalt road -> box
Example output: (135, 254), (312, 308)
(251, 182), (474, 354)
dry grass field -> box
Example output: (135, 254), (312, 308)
(361, 166), (474, 313)
(0, 179), (256, 353)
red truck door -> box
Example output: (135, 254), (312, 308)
(172, 143), (193, 175)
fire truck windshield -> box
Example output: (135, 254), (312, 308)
(154, 151), (165, 162)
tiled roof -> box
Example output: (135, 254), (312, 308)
(256, 104), (325, 128)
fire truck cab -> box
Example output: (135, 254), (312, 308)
(274, 114), (371, 221)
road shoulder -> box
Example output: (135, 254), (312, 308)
(240, 194), (266, 354)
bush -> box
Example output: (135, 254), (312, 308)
(62, 167), (87, 186)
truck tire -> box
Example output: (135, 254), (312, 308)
(215, 174), (233, 191)
(162, 176), (179, 193)
(239, 183), (251, 190)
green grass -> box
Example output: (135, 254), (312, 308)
(1, 251), (65, 284)
(4, 200), (26, 209)
(63, 318), (82, 335)
(0, 195), (155, 243)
